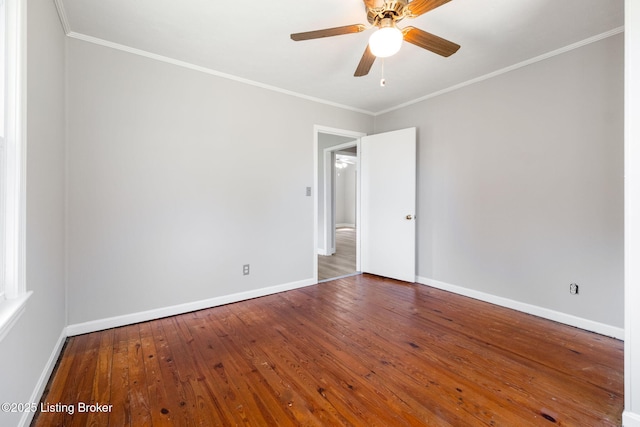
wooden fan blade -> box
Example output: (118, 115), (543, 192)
(354, 45), (376, 77)
(406, 0), (452, 17)
(291, 24), (366, 41)
(363, 0), (385, 9)
(402, 26), (460, 57)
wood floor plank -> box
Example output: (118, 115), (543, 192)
(148, 318), (195, 426)
(85, 329), (114, 427)
(126, 324), (152, 426)
(33, 274), (624, 426)
(107, 325), (133, 427)
(138, 321), (174, 427)
(65, 333), (102, 427)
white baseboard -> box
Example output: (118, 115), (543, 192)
(416, 276), (624, 340)
(19, 328), (67, 427)
(336, 223), (355, 228)
(66, 278), (317, 336)
(624, 411), (640, 427)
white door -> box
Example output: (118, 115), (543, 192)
(360, 127), (416, 282)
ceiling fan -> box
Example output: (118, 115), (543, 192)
(290, 0), (460, 77)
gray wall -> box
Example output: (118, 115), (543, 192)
(375, 34), (624, 328)
(66, 39), (373, 325)
(336, 160), (357, 226)
(0, 1), (67, 426)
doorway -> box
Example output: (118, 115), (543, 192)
(313, 126), (417, 284)
(314, 126), (365, 283)
(319, 147), (358, 281)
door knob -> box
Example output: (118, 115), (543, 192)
(406, 215), (414, 220)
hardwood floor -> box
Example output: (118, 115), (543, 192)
(33, 275), (624, 426)
(318, 227), (356, 281)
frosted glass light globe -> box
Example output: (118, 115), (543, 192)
(369, 26), (403, 58)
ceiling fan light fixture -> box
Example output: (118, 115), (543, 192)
(290, 0), (460, 77)
(369, 25), (403, 58)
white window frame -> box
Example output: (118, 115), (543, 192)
(0, 0), (29, 343)
(0, 0), (5, 303)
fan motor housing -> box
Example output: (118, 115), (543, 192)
(366, 0), (408, 25)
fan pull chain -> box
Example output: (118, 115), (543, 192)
(380, 59), (386, 87)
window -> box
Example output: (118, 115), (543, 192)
(0, 0), (28, 343)
(1, 0), (7, 303)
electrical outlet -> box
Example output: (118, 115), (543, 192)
(569, 283), (579, 295)
(243, 264), (250, 275)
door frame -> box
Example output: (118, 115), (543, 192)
(313, 125), (366, 283)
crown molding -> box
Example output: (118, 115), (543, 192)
(52, 0), (623, 119)
(375, 26), (625, 115)
(64, 31), (377, 116)
(53, 0), (71, 35)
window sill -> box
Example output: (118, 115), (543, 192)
(0, 291), (33, 343)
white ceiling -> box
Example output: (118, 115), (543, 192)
(55, 0), (624, 115)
